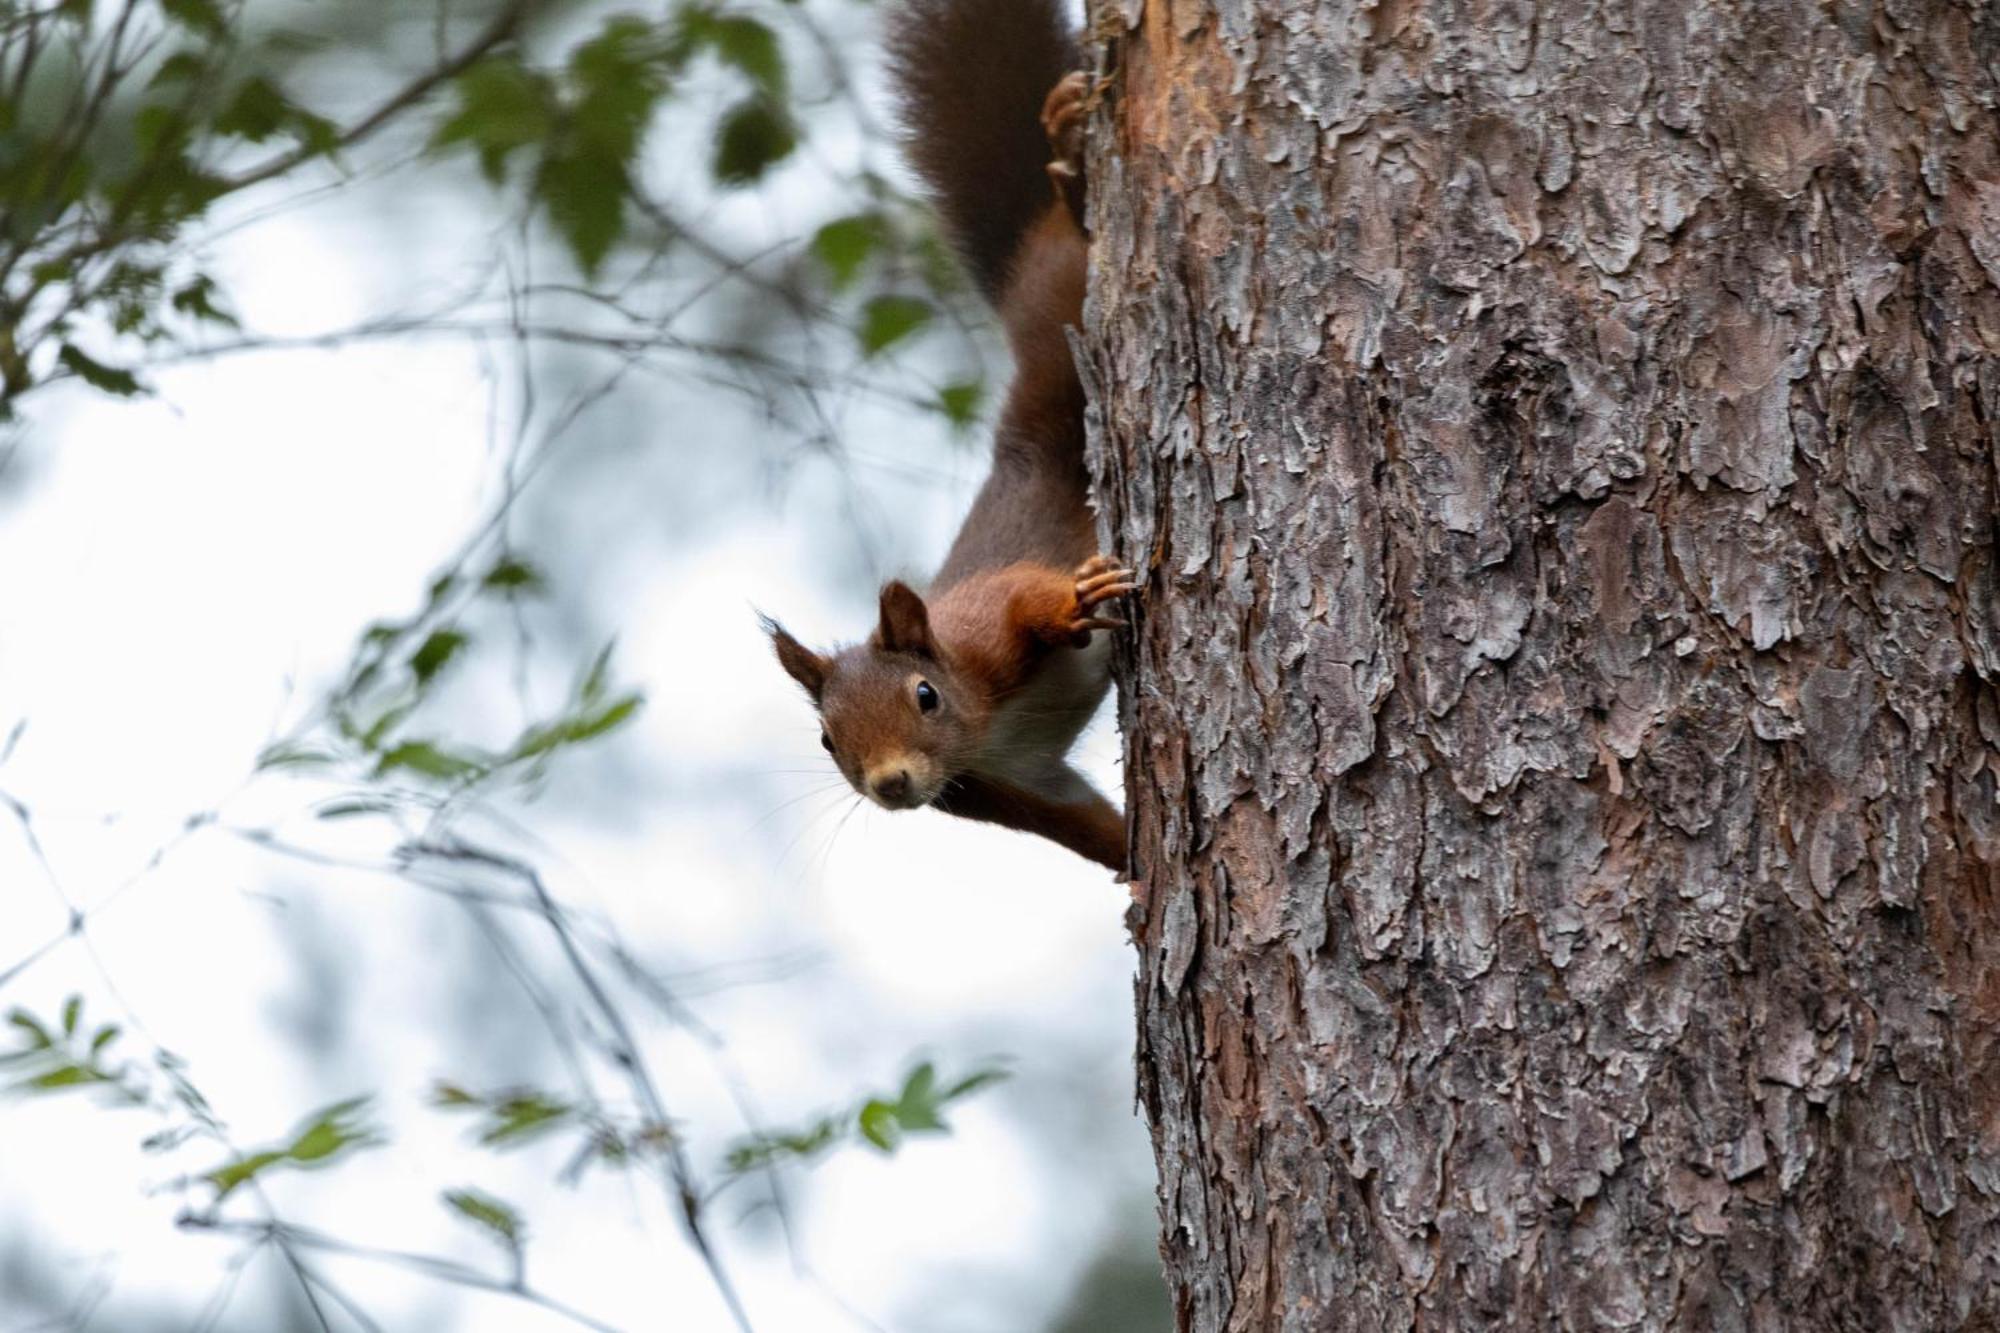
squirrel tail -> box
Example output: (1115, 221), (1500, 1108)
(885, 0), (1081, 305)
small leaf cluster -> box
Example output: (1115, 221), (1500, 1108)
(255, 555), (644, 805)
(202, 1096), (383, 1201)
(0, 2), (324, 414)
(724, 1060), (1008, 1175)
(805, 206), (988, 422)
(432, 1079), (675, 1186)
(432, 5), (801, 277)
(1, 996), (380, 1209)
(442, 1186), (526, 1275)
(1, 997), (139, 1099)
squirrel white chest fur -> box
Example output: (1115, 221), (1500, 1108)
(968, 633), (1110, 799)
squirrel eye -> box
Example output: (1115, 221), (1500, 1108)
(915, 681), (940, 713)
(819, 729), (834, 753)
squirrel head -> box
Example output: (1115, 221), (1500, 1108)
(763, 581), (979, 811)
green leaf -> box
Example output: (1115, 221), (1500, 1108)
(510, 692), (643, 763)
(810, 214), (885, 292)
(256, 741), (336, 771)
(534, 142), (626, 277)
(686, 13), (786, 95)
(211, 76), (337, 153)
(6, 1012), (50, 1049)
(724, 1116), (842, 1174)
(375, 740), (483, 783)
(433, 58), (556, 185)
(288, 109), (341, 158)
(215, 78), (293, 143)
(358, 702), (415, 750)
(288, 1097), (375, 1163)
(568, 16), (671, 159)
(60, 997), (80, 1038)
(205, 1097), (380, 1200)
(26, 1065), (105, 1091)
(943, 1067), (1010, 1100)
(90, 1025), (121, 1056)
(204, 1148), (285, 1199)
(516, 15), (675, 275)
(858, 295), (932, 357)
(857, 1099), (898, 1152)
(481, 558), (543, 593)
(431, 1081), (479, 1107)
(57, 345), (143, 396)
(148, 50), (211, 89)
(142, 1125), (199, 1154)
(444, 1188), (523, 1246)
(938, 380), (983, 427)
(711, 98), (796, 186)
(28, 259), (73, 287)
(479, 1092), (573, 1147)
(893, 1063), (948, 1134)
(408, 629), (469, 687)
(169, 276), (239, 328)
(160, 0), (227, 37)
(579, 641), (616, 704)
(569, 694), (642, 743)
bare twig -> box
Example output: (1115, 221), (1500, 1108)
(180, 1215), (626, 1333)
(408, 838), (757, 1333)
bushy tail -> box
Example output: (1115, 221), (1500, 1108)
(885, 0), (1081, 305)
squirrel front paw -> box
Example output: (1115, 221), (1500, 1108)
(1065, 555), (1137, 645)
(1042, 71), (1089, 221)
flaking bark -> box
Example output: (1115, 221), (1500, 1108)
(1086, 0), (2000, 1328)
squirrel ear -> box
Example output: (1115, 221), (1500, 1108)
(761, 615), (829, 701)
(874, 581), (935, 657)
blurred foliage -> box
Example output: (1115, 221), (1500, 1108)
(2, 995), (140, 1099)
(0, 0), (1152, 1327)
(0, 0), (994, 427)
(201, 1097), (384, 1201)
(722, 1059), (1008, 1173)
(255, 556), (646, 800)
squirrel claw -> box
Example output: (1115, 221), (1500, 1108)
(1072, 558), (1138, 612)
(1041, 72), (1089, 221)
(1065, 557), (1137, 644)
(1076, 571), (1138, 605)
(1041, 71), (1088, 164)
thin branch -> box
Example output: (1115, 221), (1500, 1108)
(409, 838), (757, 1333)
(220, 0), (536, 195)
(179, 1216), (626, 1333)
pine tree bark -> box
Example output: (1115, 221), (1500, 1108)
(1086, 1), (2000, 1328)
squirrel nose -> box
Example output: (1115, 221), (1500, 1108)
(872, 770), (911, 804)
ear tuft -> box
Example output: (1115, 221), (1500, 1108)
(761, 613), (830, 701)
(874, 581), (935, 657)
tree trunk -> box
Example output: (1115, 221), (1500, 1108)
(1086, 0), (2000, 1328)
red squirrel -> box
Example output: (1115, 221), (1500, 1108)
(762, 0), (1131, 871)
